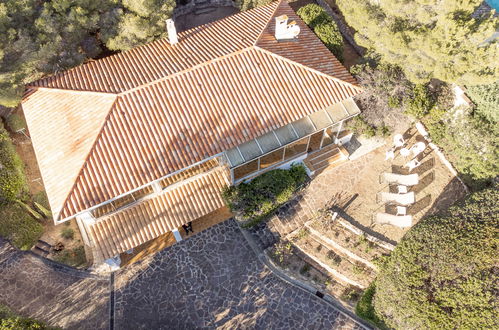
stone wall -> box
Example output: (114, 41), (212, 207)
(173, 0), (238, 19)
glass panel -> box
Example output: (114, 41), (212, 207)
(322, 124), (340, 147)
(292, 117), (315, 137)
(226, 147), (244, 167)
(132, 185), (154, 200)
(92, 202), (115, 218)
(112, 193), (136, 210)
(309, 110), (332, 130)
(233, 159), (259, 180)
(326, 103), (349, 122)
(274, 124), (298, 145)
(260, 148), (284, 169)
(238, 140), (262, 161)
(342, 98), (361, 115)
(308, 131), (324, 152)
(256, 131), (281, 153)
(160, 158), (219, 188)
(284, 137), (309, 160)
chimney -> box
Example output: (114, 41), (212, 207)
(274, 15), (300, 41)
(166, 19), (178, 45)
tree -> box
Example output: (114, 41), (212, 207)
(296, 4), (344, 62)
(103, 0), (176, 51)
(466, 81), (499, 123)
(374, 187), (499, 329)
(335, 0), (499, 85)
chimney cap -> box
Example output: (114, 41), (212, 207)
(166, 18), (178, 45)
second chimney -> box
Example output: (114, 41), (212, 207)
(275, 15), (300, 41)
(166, 19), (178, 45)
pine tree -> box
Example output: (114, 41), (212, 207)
(104, 0), (176, 51)
(335, 0), (499, 85)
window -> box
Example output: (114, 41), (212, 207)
(322, 124), (340, 146)
(226, 147), (244, 167)
(92, 203), (115, 218)
(260, 148), (284, 169)
(132, 185), (154, 200)
(256, 131), (281, 153)
(159, 158), (219, 189)
(292, 117), (315, 137)
(284, 137), (308, 160)
(234, 159), (259, 180)
(326, 103), (348, 122)
(309, 110), (332, 130)
(274, 124), (298, 145)
(238, 140), (262, 161)
(308, 131), (324, 152)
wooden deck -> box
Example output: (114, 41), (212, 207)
(304, 144), (349, 176)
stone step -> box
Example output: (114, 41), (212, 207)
(194, 7), (216, 14)
(36, 239), (52, 249)
(31, 246), (49, 257)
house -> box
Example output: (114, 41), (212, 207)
(21, 0), (362, 265)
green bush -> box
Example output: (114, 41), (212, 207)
(423, 105), (498, 189)
(60, 228), (74, 240)
(5, 114), (26, 132)
(53, 246), (86, 268)
(297, 4), (344, 62)
(404, 84), (434, 118)
(0, 304), (55, 330)
(0, 203), (43, 250)
(223, 164), (308, 227)
(355, 283), (387, 329)
(345, 116), (375, 137)
(373, 188), (499, 329)
(466, 81), (499, 123)
(0, 121), (28, 202)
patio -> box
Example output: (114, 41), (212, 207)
(260, 127), (467, 245)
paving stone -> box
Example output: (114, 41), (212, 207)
(114, 220), (363, 329)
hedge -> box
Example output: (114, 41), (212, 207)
(222, 164), (308, 227)
(0, 121), (28, 202)
(297, 4), (344, 62)
(0, 202), (43, 250)
(373, 187), (499, 329)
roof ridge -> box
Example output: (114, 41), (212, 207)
(254, 46), (361, 91)
(52, 97), (120, 220)
(26, 86), (119, 96)
(118, 47), (255, 96)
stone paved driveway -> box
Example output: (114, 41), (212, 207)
(0, 238), (110, 329)
(114, 220), (364, 329)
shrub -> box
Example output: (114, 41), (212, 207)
(223, 164), (308, 227)
(355, 283), (387, 329)
(0, 305), (54, 330)
(60, 228), (74, 240)
(0, 121), (28, 202)
(53, 246), (86, 268)
(33, 191), (50, 210)
(297, 4), (344, 62)
(466, 81), (499, 123)
(373, 188), (499, 329)
(423, 105), (498, 189)
(345, 116), (376, 138)
(299, 264), (310, 275)
(341, 286), (362, 303)
(5, 114), (26, 132)
(404, 84), (434, 118)
(0, 203), (43, 250)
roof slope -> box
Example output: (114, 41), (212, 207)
(22, 89), (117, 215)
(87, 166), (229, 260)
(22, 0), (361, 220)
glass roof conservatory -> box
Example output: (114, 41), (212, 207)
(224, 98), (361, 181)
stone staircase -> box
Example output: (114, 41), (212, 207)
(193, 0), (217, 15)
(303, 144), (349, 176)
(31, 239), (52, 257)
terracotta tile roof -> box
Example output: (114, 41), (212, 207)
(22, 0), (361, 221)
(21, 89), (117, 215)
(86, 166), (229, 260)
